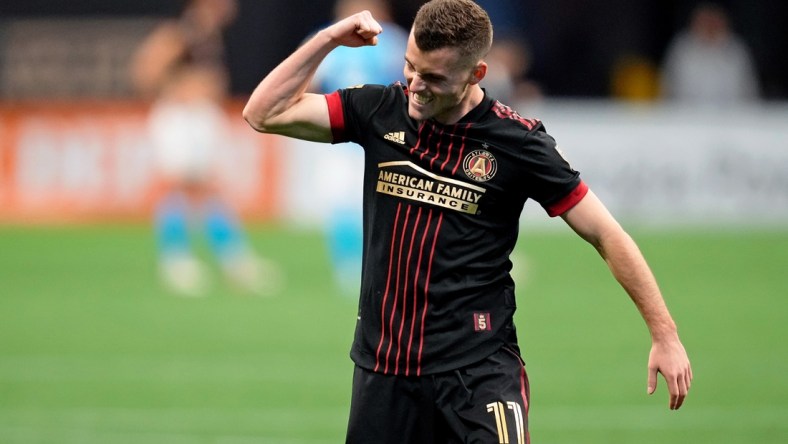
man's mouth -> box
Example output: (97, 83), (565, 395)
(412, 92), (434, 106)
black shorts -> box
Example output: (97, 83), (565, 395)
(346, 346), (530, 444)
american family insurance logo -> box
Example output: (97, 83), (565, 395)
(376, 161), (486, 215)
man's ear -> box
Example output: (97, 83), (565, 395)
(469, 62), (488, 85)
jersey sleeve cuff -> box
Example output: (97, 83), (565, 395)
(325, 91), (346, 143)
(545, 181), (589, 217)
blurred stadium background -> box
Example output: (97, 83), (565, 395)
(1, 1), (787, 443)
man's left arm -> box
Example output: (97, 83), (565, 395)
(560, 190), (693, 410)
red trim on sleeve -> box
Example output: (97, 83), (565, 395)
(546, 181), (589, 217)
(324, 91), (346, 143)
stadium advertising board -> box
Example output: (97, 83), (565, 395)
(0, 101), (281, 223)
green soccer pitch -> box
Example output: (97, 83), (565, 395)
(0, 224), (786, 443)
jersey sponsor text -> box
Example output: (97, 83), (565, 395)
(376, 162), (485, 215)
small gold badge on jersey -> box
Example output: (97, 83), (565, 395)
(463, 149), (497, 182)
(474, 313), (492, 331)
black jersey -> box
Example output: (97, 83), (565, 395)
(325, 84), (587, 376)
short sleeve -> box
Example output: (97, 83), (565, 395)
(324, 84), (390, 144)
(518, 127), (587, 217)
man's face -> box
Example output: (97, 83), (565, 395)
(403, 33), (478, 124)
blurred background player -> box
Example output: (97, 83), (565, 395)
(131, 0), (277, 296)
(312, 0), (409, 94)
(482, 36), (543, 104)
(310, 0), (409, 297)
(660, 2), (760, 104)
(475, 0), (542, 104)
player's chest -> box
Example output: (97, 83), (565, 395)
(367, 125), (523, 216)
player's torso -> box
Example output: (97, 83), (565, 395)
(348, 87), (532, 375)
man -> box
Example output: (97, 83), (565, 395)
(660, 2), (760, 104)
(132, 0), (278, 296)
(244, 0), (692, 442)
(310, 0), (410, 297)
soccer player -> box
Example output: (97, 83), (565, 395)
(132, 0), (278, 296)
(243, 0), (693, 442)
(311, 0), (410, 297)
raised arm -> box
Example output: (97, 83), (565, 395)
(242, 10), (383, 142)
(130, 23), (187, 98)
(561, 190), (693, 410)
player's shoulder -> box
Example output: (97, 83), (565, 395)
(340, 82), (408, 111)
(487, 100), (544, 133)
(478, 99), (559, 156)
(335, 82), (410, 130)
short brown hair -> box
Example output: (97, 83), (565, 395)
(412, 0), (493, 63)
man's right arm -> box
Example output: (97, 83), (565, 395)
(242, 11), (383, 142)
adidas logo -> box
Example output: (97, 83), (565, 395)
(384, 131), (406, 145)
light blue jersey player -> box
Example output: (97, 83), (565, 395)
(311, 0), (409, 297)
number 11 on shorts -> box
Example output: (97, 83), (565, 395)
(486, 401), (525, 444)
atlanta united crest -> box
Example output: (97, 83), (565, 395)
(463, 148), (497, 182)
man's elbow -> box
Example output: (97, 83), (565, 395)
(242, 106), (269, 133)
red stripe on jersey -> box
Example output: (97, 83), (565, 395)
(439, 124), (458, 171)
(374, 203), (403, 373)
(410, 121), (427, 155)
(492, 100), (539, 130)
(324, 91), (346, 142)
(417, 211), (443, 376)
(546, 180), (589, 217)
(405, 208), (432, 376)
(418, 123), (437, 160)
(433, 125), (457, 171)
(384, 205), (412, 374)
(428, 126), (445, 170)
(451, 123), (472, 175)
(394, 207), (423, 375)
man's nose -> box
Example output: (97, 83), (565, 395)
(409, 74), (426, 91)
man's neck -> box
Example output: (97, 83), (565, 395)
(435, 85), (485, 125)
